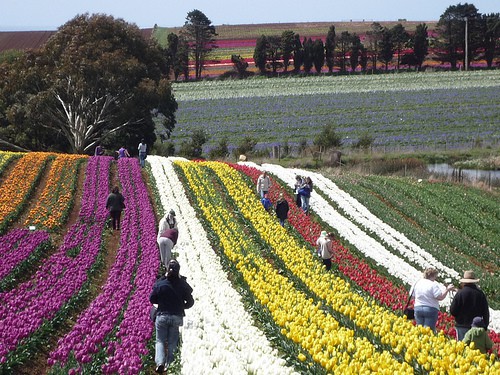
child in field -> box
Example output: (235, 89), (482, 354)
(463, 316), (493, 354)
(261, 193), (272, 212)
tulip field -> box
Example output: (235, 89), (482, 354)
(0, 151), (499, 374)
(171, 70), (500, 154)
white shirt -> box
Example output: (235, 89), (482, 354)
(157, 214), (177, 242)
(138, 142), (147, 153)
(411, 278), (444, 309)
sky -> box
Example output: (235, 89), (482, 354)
(0, 0), (498, 31)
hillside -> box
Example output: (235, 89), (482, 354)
(0, 151), (499, 373)
(154, 21), (438, 44)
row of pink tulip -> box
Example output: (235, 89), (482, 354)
(0, 156), (111, 366)
(0, 228), (50, 281)
(48, 158), (159, 375)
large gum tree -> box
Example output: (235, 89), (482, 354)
(0, 13), (177, 154)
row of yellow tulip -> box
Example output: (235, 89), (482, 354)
(0, 151), (21, 175)
(0, 152), (53, 232)
(177, 160), (413, 374)
(24, 154), (87, 230)
(180, 160), (499, 374)
(208, 161), (499, 373)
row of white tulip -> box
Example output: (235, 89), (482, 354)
(148, 156), (298, 375)
(243, 162), (499, 333)
(172, 71), (500, 101)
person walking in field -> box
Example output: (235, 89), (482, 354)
(294, 175), (303, 208)
(316, 231), (333, 271)
(261, 193), (273, 212)
(138, 139), (147, 168)
(256, 171), (271, 198)
(450, 270), (490, 341)
(158, 210), (178, 234)
(149, 259), (194, 373)
(117, 146), (130, 159)
(105, 186), (125, 230)
(157, 228), (178, 268)
(298, 176), (313, 214)
(275, 193), (289, 226)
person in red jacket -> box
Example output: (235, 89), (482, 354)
(158, 228), (178, 268)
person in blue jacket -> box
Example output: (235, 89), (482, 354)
(149, 260), (194, 373)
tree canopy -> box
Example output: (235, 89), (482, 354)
(0, 13), (177, 154)
(181, 9), (217, 80)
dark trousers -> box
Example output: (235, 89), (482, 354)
(322, 258), (332, 271)
(110, 210), (122, 230)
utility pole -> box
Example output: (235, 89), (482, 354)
(464, 17), (468, 71)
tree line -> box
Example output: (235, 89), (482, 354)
(165, 3), (499, 79)
(251, 3), (499, 75)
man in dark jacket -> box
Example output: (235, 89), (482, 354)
(105, 186), (125, 230)
(150, 259), (194, 373)
(450, 270), (490, 341)
(275, 193), (289, 227)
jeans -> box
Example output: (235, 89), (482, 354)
(301, 195), (310, 213)
(155, 314), (183, 367)
(455, 326), (470, 341)
(279, 218), (286, 227)
(414, 305), (439, 333)
(139, 152), (146, 167)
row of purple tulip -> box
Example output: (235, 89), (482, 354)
(0, 156), (111, 364)
(47, 158), (159, 374)
(0, 228), (50, 281)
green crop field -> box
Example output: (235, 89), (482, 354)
(167, 70), (500, 155)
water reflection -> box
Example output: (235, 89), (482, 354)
(427, 163), (500, 185)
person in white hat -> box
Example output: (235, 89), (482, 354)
(315, 231), (334, 271)
(450, 270), (490, 341)
(157, 210), (178, 267)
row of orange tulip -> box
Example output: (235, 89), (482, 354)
(24, 154), (87, 230)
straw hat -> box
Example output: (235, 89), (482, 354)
(320, 231), (327, 237)
(459, 270), (480, 284)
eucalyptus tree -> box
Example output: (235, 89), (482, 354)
(181, 9), (218, 79)
(0, 13), (177, 154)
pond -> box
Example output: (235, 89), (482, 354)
(427, 163), (500, 185)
